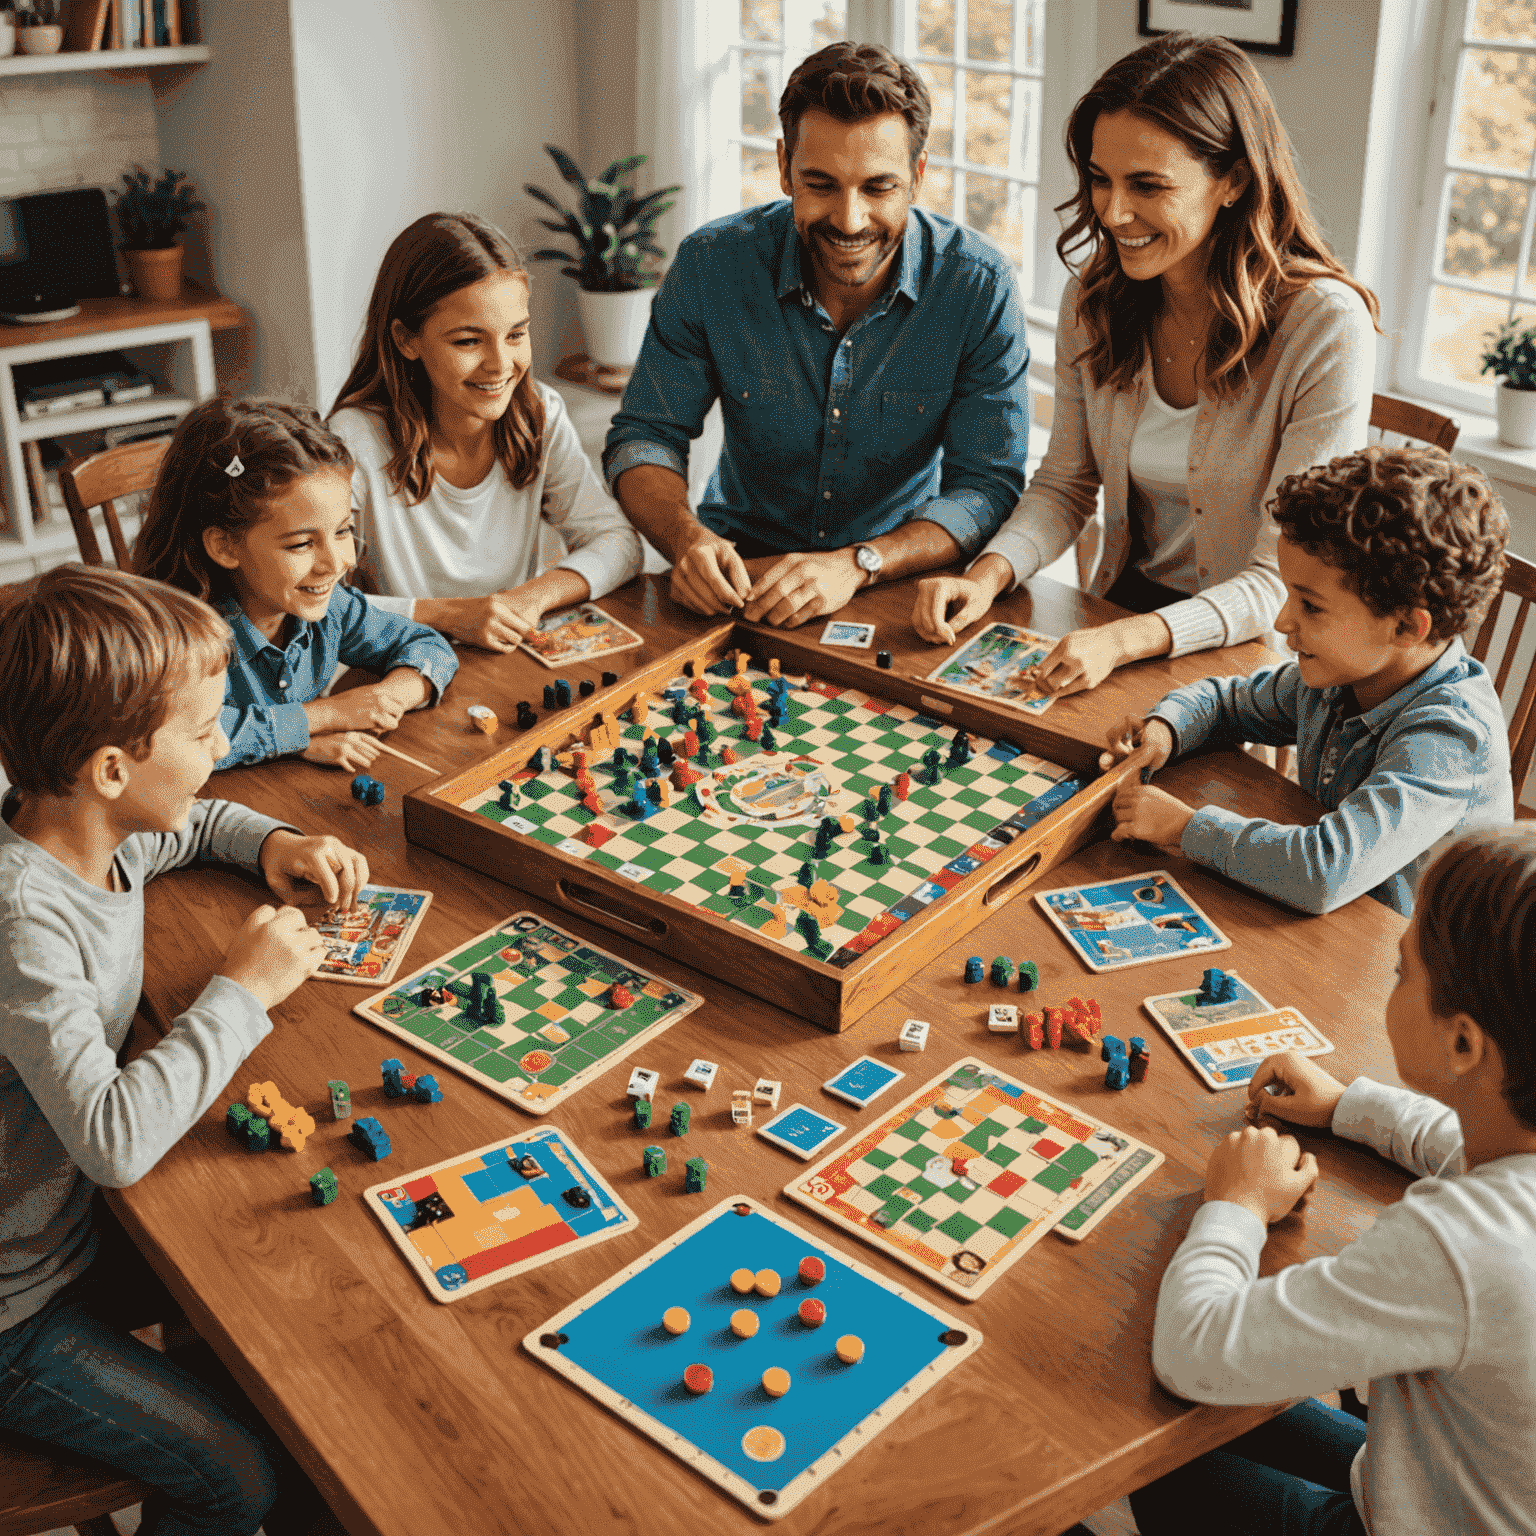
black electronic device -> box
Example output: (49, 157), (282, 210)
(0, 188), (122, 323)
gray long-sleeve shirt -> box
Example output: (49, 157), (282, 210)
(1152, 1078), (1536, 1536)
(0, 797), (282, 1331)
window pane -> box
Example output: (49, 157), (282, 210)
(965, 70), (1012, 169)
(966, 173), (1028, 266)
(1443, 172), (1527, 288)
(917, 0), (954, 57)
(1019, 0), (1045, 70)
(967, 0), (1013, 63)
(742, 146), (781, 209)
(742, 0), (781, 43)
(1421, 285), (1512, 388)
(742, 55), (780, 138)
(918, 163), (955, 219)
(811, 0), (846, 51)
(1452, 49), (1536, 171)
(917, 61), (954, 159)
(1471, 0), (1536, 43)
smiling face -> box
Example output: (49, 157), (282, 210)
(1089, 109), (1246, 292)
(204, 469), (356, 640)
(116, 665), (229, 834)
(778, 109), (923, 297)
(391, 270), (531, 433)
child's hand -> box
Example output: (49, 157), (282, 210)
(1111, 780), (1195, 849)
(301, 732), (383, 773)
(1245, 1052), (1347, 1130)
(1204, 1124), (1320, 1226)
(218, 904), (325, 1012)
(337, 684), (410, 733)
(1099, 715), (1174, 772)
(259, 829), (370, 913)
(912, 576), (991, 645)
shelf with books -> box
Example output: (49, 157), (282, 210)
(0, 44), (209, 78)
(15, 392), (192, 444)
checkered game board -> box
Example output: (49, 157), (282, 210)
(354, 914), (700, 1114)
(787, 1059), (1163, 1300)
(458, 668), (1083, 968)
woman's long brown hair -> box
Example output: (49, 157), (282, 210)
(1057, 31), (1380, 398)
(329, 212), (544, 501)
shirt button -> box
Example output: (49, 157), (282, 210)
(832, 408), (841, 418)
(1194, 507), (1202, 516)
(278, 680), (289, 690)
(823, 491), (831, 499)
(819, 531), (827, 538)
(1198, 566), (1209, 578)
(741, 389), (749, 400)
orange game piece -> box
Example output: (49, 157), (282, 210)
(1043, 1007), (1064, 1049)
(663, 1306), (690, 1335)
(745, 716), (763, 741)
(798, 1255), (826, 1286)
(721, 746), (739, 765)
(895, 771), (911, 801)
(730, 1268), (756, 1294)
(762, 1367), (791, 1398)
(582, 823), (615, 849)
(683, 1363), (713, 1395)
(835, 1335), (864, 1365)
(1024, 1011), (1044, 1050)
(731, 1309), (759, 1339)
(754, 1268), (781, 1298)
(609, 983), (634, 1010)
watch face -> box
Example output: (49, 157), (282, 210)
(857, 545), (882, 573)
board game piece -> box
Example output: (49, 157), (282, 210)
(580, 678), (596, 697)
(526, 1195), (981, 1518)
(520, 603), (643, 668)
(242, 1115), (270, 1153)
(564, 1186), (593, 1209)
(643, 1144), (667, 1177)
(946, 730), (972, 769)
(1198, 967), (1241, 1005)
(670, 1102), (691, 1136)
(327, 1080), (350, 1119)
(1018, 961), (1038, 992)
(683, 1059), (718, 1091)
(786, 1058), (1165, 1298)
(1104, 1059), (1129, 1090)
(685, 1156), (708, 1193)
(543, 684), (557, 710)
(836, 1334), (865, 1364)
(309, 1167), (338, 1206)
(798, 1255), (825, 1285)
(898, 1018), (930, 1053)
(876, 650), (891, 668)
(797, 1298), (826, 1328)
(1036, 869), (1231, 973)
(762, 1366), (791, 1398)
(350, 773), (384, 806)
(1043, 1008), (1063, 1049)
(684, 1362), (713, 1394)
(663, 1306), (691, 1335)
(795, 909), (832, 960)
(754, 1268), (781, 1298)
(516, 1153), (545, 1180)
(1065, 995), (1101, 1041)
(990, 955), (1014, 987)
(754, 1079), (782, 1110)
(1142, 970), (1334, 1090)
(355, 914), (699, 1115)
(730, 1268), (756, 1294)
(758, 1103), (846, 1161)
(1024, 1012), (1043, 1049)
(413, 1073), (443, 1103)
(731, 1090), (753, 1126)
(226, 1102), (250, 1140)
(246, 1080), (314, 1152)
(964, 955), (984, 984)
(468, 704), (498, 734)
(918, 746), (942, 785)
(987, 1004), (1019, 1034)
(349, 1116), (391, 1161)
(516, 703), (537, 728)
(381, 1057), (406, 1098)
(822, 1055), (905, 1110)
(634, 1098), (652, 1130)
(731, 1307), (760, 1338)
(925, 622), (1057, 714)
(1128, 1037), (1149, 1082)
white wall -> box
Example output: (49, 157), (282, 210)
(288, 0), (579, 414)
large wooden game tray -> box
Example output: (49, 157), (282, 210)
(404, 622), (1128, 1031)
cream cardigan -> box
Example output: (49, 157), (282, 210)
(983, 275), (1376, 655)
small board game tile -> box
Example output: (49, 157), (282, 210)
(476, 1055), (527, 1086)
(904, 1175), (941, 1202)
(898, 1144), (935, 1172)
(987, 1206), (1030, 1239)
(901, 1207), (938, 1233)
(864, 1172), (903, 1201)
(1055, 1143), (1101, 1177)
(1020, 1115), (1048, 1134)
(961, 1189), (1005, 1223)
(891, 1118), (928, 1144)
(935, 1211), (983, 1244)
(963, 1227), (1012, 1261)
(1033, 1163), (1076, 1194)
(449, 1039), (491, 1065)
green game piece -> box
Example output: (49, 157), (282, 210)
(685, 1156), (707, 1193)
(243, 1116), (270, 1153)
(643, 1144), (666, 1177)
(226, 1102), (252, 1139)
(327, 1080), (351, 1120)
(990, 955), (1015, 986)
(309, 1167), (338, 1207)
(670, 1101), (691, 1136)
(634, 1098), (652, 1130)
(798, 860), (818, 889)
(795, 909), (833, 960)
(1018, 961), (1039, 993)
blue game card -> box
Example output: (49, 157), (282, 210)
(1034, 869), (1232, 973)
(822, 1055), (905, 1110)
(757, 1103), (847, 1160)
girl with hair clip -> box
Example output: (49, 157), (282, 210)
(328, 212), (641, 652)
(913, 31), (1380, 695)
(134, 397), (457, 772)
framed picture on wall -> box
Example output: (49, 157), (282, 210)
(1137, 0), (1298, 57)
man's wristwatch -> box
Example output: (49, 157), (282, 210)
(854, 543), (883, 587)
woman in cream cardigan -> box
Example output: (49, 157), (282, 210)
(912, 31), (1378, 694)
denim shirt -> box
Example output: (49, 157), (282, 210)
(215, 585), (457, 769)
(1149, 639), (1513, 916)
(603, 201), (1030, 555)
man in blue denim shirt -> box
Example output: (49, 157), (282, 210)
(1100, 448), (1513, 917)
(604, 42), (1030, 627)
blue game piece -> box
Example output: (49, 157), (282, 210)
(412, 1074), (442, 1104)
(1197, 967), (1240, 1005)
(1104, 1060), (1130, 1091)
(628, 781), (656, 820)
(639, 743), (660, 778)
(555, 678), (572, 708)
(964, 955), (984, 984)
(351, 773), (382, 804)
(543, 684), (557, 710)
(364, 778), (384, 806)
(1100, 1035), (1127, 1063)
(349, 1116), (392, 1160)
(381, 1057), (406, 1098)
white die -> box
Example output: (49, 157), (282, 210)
(730, 1089), (754, 1126)
(683, 1059), (718, 1091)
(898, 1018), (930, 1052)
(627, 1067), (659, 1100)
(753, 1078), (782, 1109)
(987, 1004), (1019, 1033)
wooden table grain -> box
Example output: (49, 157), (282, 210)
(115, 576), (1397, 1536)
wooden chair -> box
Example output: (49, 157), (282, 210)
(57, 439), (170, 571)
(1470, 550), (1536, 798)
(1369, 393), (1460, 452)
(0, 1435), (150, 1536)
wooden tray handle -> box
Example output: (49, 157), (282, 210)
(983, 851), (1041, 909)
(555, 878), (670, 938)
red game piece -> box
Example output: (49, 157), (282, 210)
(672, 763), (703, 788)
(950, 1156), (971, 1178)
(683, 1363), (713, 1395)
(582, 823), (615, 848)
(798, 1255), (825, 1286)
(721, 746), (739, 764)
(609, 983), (634, 1010)
(1066, 996), (1100, 1039)
(581, 792), (604, 816)
(745, 716), (763, 741)
(1024, 1011), (1044, 1050)
(895, 771), (911, 801)
(1043, 1007), (1063, 1049)
(797, 1298), (826, 1328)
(682, 729), (698, 759)
(689, 678), (709, 703)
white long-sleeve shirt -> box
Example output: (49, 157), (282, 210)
(1152, 1078), (1536, 1536)
(332, 382), (641, 618)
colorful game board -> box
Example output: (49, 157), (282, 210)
(1035, 869), (1231, 972)
(524, 1196), (981, 1519)
(313, 884), (432, 986)
(365, 1125), (634, 1302)
(354, 913), (701, 1114)
(519, 602), (643, 667)
(459, 665), (1083, 970)
(786, 1058), (1164, 1300)
(1143, 971), (1335, 1090)
(926, 622), (1057, 714)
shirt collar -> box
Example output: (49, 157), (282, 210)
(217, 593), (311, 662)
(1326, 637), (1468, 734)
(777, 207), (922, 311)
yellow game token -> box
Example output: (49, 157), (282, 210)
(836, 1334), (865, 1364)
(753, 1267), (781, 1298)
(730, 1308), (759, 1338)
(761, 1366), (791, 1398)
(741, 1425), (786, 1462)
(729, 1267), (756, 1294)
(662, 1306), (690, 1336)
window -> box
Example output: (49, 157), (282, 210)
(1404, 0), (1536, 412)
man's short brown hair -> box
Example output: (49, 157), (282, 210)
(0, 565), (230, 798)
(1271, 445), (1508, 641)
(779, 42), (931, 172)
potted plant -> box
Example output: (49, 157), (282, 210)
(0, 5), (16, 59)
(17, 0), (61, 54)
(114, 167), (204, 303)
(526, 146), (680, 370)
(1481, 315), (1536, 449)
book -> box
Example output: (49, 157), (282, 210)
(63, 0), (112, 50)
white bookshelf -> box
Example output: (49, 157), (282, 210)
(0, 44), (209, 77)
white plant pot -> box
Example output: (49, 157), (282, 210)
(577, 287), (654, 370)
(18, 23), (62, 53)
(0, 19), (15, 56)
(1496, 381), (1536, 450)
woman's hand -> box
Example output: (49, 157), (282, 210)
(416, 593), (538, 653)
(301, 732), (383, 773)
(911, 554), (1014, 645)
(1245, 1052), (1347, 1130)
(1034, 612), (1174, 698)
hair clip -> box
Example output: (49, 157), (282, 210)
(224, 454), (245, 478)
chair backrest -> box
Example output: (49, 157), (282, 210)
(58, 438), (171, 571)
(1368, 393), (1461, 453)
(1470, 549), (1536, 801)
(0, 1434), (151, 1536)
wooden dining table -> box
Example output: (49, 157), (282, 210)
(114, 572), (1411, 1536)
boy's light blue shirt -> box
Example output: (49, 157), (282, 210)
(1149, 638), (1513, 915)
(215, 584), (457, 769)
(603, 201), (1030, 555)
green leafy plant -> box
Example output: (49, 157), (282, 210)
(525, 145), (680, 293)
(19, 0), (62, 23)
(1481, 315), (1536, 391)
(114, 167), (204, 251)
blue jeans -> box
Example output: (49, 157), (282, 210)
(0, 1213), (277, 1536)
(1130, 1399), (1369, 1536)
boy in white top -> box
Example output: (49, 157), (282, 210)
(1131, 825), (1536, 1536)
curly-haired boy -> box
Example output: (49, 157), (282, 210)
(1101, 445), (1513, 915)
